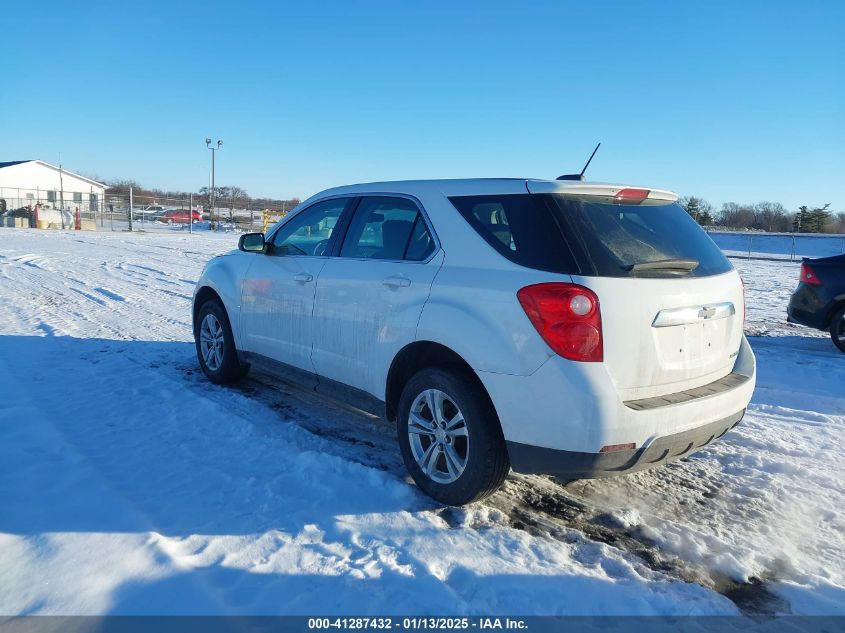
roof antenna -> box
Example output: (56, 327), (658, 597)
(557, 142), (601, 181)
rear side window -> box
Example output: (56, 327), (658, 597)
(551, 196), (732, 278)
(448, 195), (578, 274)
(341, 196), (435, 261)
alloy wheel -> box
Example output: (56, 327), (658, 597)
(407, 389), (469, 484)
(199, 313), (225, 372)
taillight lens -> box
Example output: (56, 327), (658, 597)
(800, 263), (822, 286)
(517, 283), (603, 362)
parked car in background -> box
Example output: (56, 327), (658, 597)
(160, 209), (201, 224)
(137, 205), (168, 221)
(192, 178), (755, 505)
(787, 254), (845, 353)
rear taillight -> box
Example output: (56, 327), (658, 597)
(740, 276), (746, 322)
(614, 188), (650, 204)
(800, 262), (822, 286)
(517, 283), (603, 362)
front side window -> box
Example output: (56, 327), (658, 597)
(270, 197), (349, 256)
(340, 197), (435, 261)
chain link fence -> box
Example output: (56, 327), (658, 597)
(1, 186), (290, 233)
(707, 230), (845, 261)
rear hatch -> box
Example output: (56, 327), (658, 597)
(449, 183), (744, 400)
(577, 272), (743, 400)
(530, 182), (743, 400)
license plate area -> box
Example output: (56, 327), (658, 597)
(653, 319), (731, 371)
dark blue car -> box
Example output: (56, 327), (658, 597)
(787, 254), (845, 353)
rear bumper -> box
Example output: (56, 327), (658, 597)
(476, 335), (756, 473)
(507, 408), (744, 478)
(787, 306), (825, 330)
(788, 283), (833, 330)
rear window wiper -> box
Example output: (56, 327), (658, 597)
(626, 259), (699, 273)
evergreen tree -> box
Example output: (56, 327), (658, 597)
(810, 204), (832, 233)
(795, 206), (811, 232)
(795, 204), (832, 233)
(678, 196), (713, 226)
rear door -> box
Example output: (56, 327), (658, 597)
(311, 195), (443, 397)
(240, 197), (352, 372)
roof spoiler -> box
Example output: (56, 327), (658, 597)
(527, 180), (679, 202)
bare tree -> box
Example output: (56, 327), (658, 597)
(226, 186), (248, 220)
(833, 212), (845, 234)
(753, 201), (790, 232)
(718, 202), (755, 229)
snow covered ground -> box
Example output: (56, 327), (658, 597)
(0, 228), (842, 616)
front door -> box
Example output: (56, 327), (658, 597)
(240, 197), (352, 372)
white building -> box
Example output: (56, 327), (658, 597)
(0, 160), (106, 215)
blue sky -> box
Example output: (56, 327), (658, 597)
(2, 1), (843, 210)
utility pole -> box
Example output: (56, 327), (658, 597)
(129, 186), (134, 232)
(189, 193), (193, 235)
(59, 163), (66, 230)
(206, 138), (222, 231)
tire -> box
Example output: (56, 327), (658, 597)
(830, 304), (845, 354)
(397, 368), (509, 506)
(195, 299), (249, 384)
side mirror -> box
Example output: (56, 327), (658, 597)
(239, 232), (265, 253)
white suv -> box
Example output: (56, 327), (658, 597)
(193, 178), (756, 505)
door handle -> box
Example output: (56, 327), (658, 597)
(294, 273), (314, 283)
(382, 276), (411, 288)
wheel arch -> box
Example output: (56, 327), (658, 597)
(193, 286), (225, 335)
(385, 340), (497, 424)
(824, 295), (845, 329)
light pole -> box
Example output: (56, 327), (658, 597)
(206, 138), (222, 230)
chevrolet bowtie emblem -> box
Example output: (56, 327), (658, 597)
(698, 306), (717, 319)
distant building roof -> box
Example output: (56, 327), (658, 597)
(0, 160), (34, 169)
(0, 160), (105, 188)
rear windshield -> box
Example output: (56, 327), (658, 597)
(449, 193), (732, 278)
